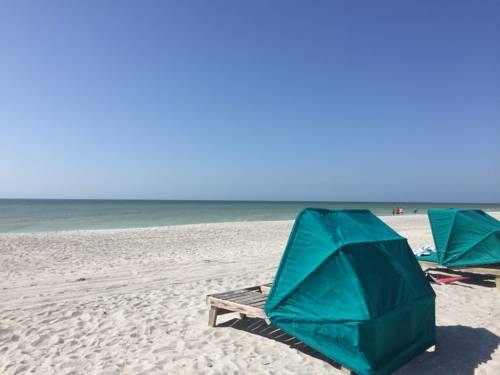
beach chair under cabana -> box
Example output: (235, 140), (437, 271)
(416, 209), (500, 288)
(207, 209), (436, 375)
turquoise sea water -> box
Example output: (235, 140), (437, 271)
(1, 199), (499, 234)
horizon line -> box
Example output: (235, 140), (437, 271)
(1, 198), (500, 205)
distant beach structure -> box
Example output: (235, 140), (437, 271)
(392, 207), (405, 215)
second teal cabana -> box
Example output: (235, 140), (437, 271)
(264, 208), (435, 375)
(417, 209), (500, 267)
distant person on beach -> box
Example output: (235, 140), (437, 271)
(414, 208), (418, 214)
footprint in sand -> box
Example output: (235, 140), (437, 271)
(31, 334), (48, 347)
(48, 335), (63, 345)
(64, 310), (77, 318)
(79, 313), (92, 322)
(0, 328), (13, 339)
(152, 346), (170, 354)
(212, 330), (224, 338)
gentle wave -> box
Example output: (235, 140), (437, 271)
(1, 199), (499, 233)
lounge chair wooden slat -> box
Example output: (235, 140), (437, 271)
(229, 297), (267, 307)
(207, 298), (266, 320)
(208, 286), (271, 300)
(209, 291), (252, 302)
(207, 296), (267, 311)
(211, 288), (260, 299)
(251, 301), (267, 308)
(228, 292), (267, 305)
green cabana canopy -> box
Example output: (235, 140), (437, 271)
(420, 209), (500, 267)
(264, 208), (435, 375)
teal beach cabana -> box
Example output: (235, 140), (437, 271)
(264, 208), (435, 375)
(417, 209), (500, 267)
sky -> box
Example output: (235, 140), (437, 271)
(0, 0), (499, 202)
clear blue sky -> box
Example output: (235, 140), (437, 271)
(1, 1), (499, 202)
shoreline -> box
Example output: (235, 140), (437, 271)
(2, 198), (500, 234)
(2, 211), (499, 236)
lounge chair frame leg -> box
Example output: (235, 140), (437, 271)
(496, 276), (500, 290)
(208, 306), (219, 327)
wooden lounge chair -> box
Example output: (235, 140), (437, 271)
(206, 283), (434, 374)
(418, 260), (500, 290)
(206, 283), (272, 327)
(207, 284), (364, 374)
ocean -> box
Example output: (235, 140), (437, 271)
(1, 199), (499, 234)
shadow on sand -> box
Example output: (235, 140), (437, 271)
(426, 267), (497, 289)
(218, 318), (344, 369)
(219, 318), (500, 374)
(396, 325), (500, 374)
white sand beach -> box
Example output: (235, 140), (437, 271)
(1, 213), (499, 374)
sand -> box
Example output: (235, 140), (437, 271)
(1, 213), (499, 374)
